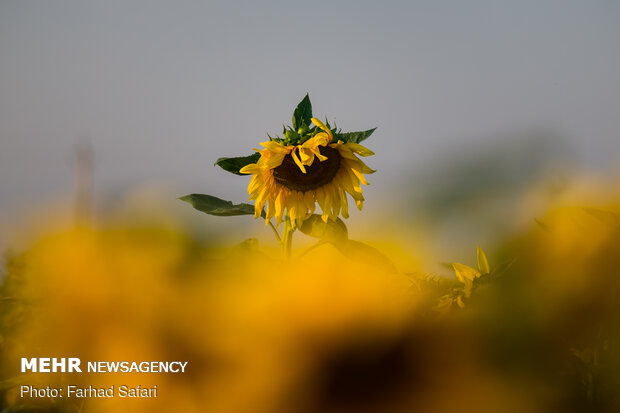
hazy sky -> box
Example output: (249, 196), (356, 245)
(1, 0), (620, 240)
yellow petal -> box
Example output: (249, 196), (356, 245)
(289, 194), (300, 225)
(260, 141), (291, 153)
(275, 190), (285, 226)
(265, 198), (275, 221)
(311, 118), (334, 143)
(311, 118), (329, 133)
(298, 147), (314, 164)
(339, 187), (349, 218)
(351, 168), (369, 186)
(322, 188), (333, 220)
(452, 263), (481, 283)
(336, 146), (359, 160)
(305, 191), (316, 214)
(477, 247), (490, 274)
(254, 199), (264, 219)
(300, 137), (319, 148)
(248, 174), (261, 194)
(315, 188), (327, 215)
(313, 132), (331, 146)
(310, 147), (328, 161)
(349, 158), (376, 175)
(330, 185), (341, 217)
(290, 148), (307, 173)
(341, 168), (364, 200)
(345, 142), (375, 157)
(263, 152), (287, 169)
(239, 163), (261, 174)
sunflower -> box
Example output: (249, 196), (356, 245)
(239, 117), (375, 227)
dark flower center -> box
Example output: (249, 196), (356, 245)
(272, 146), (341, 192)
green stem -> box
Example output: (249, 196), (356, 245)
(282, 215), (295, 259)
(267, 220), (281, 243)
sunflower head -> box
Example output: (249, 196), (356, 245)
(215, 95), (377, 228)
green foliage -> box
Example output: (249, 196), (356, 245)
(215, 153), (260, 175)
(283, 128), (300, 142)
(180, 194), (259, 217)
(292, 93), (312, 131)
(336, 128), (377, 144)
(298, 214), (396, 272)
(299, 214), (348, 243)
(272, 95), (377, 146)
(334, 240), (398, 273)
(210, 95), (377, 162)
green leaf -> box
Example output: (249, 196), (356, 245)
(298, 215), (396, 272)
(337, 128), (377, 144)
(477, 246), (490, 274)
(215, 153), (260, 175)
(283, 129), (300, 141)
(297, 123), (310, 135)
(292, 94), (312, 131)
(232, 238), (259, 252)
(299, 214), (348, 243)
(334, 240), (398, 273)
(180, 194), (259, 217)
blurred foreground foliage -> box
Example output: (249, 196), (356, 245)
(1, 201), (620, 412)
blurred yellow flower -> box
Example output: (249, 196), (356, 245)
(240, 118), (375, 227)
(440, 247), (491, 308)
(477, 246), (490, 275)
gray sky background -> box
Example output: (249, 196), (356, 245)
(1, 0), (620, 249)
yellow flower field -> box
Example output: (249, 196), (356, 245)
(1, 96), (619, 413)
(0, 190), (619, 412)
